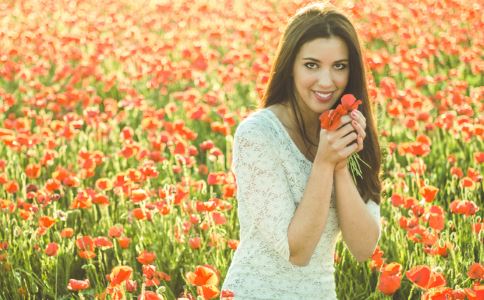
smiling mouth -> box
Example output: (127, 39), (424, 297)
(313, 91), (334, 102)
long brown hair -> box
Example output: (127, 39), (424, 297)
(260, 2), (382, 204)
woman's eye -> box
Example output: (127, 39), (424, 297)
(334, 63), (347, 70)
(304, 63), (318, 69)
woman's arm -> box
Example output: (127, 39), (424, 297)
(288, 117), (360, 266)
(334, 166), (380, 262)
(287, 159), (335, 266)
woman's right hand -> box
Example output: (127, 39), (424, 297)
(315, 115), (358, 167)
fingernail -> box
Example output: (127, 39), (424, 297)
(351, 111), (357, 117)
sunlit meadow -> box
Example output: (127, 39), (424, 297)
(0, 0), (482, 299)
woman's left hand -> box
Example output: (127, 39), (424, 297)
(334, 110), (367, 171)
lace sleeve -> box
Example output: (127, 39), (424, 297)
(232, 120), (296, 261)
(366, 200), (381, 240)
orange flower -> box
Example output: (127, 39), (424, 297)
(425, 205), (445, 231)
(95, 178), (113, 190)
(189, 237), (202, 249)
(137, 251), (156, 265)
(5, 180), (19, 194)
(227, 239), (239, 251)
(319, 94), (362, 130)
(108, 225), (124, 238)
(94, 237), (113, 248)
(117, 237), (131, 249)
(377, 262), (402, 295)
(370, 245), (385, 271)
(406, 265), (446, 290)
(221, 289), (235, 300)
(131, 188), (148, 203)
(79, 250), (96, 259)
(109, 266), (133, 286)
(137, 291), (162, 300)
(39, 216), (56, 229)
(76, 236), (94, 251)
(45, 242), (59, 256)
(450, 199), (479, 216)
(419, 185), (439, 203)
(25, 163), (41, 179)
(186, 265), (219, 286)
(67, 278), (90, 291)
(61, 228), (74, 238)
(467, 263), (484, 280)
(197, 285), (220, 299)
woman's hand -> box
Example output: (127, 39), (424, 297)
(334, 110), (367, 171)
(316, 115), (358, 167)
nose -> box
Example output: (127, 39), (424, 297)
(317, 69), (334, 88)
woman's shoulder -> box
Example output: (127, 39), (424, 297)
(234, 108), (273, 139)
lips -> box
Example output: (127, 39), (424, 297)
(313, 91), (334, 103)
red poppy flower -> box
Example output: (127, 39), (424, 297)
(61, 228), (74, 238)
(467, 263), (484, 280)
(406, 265), (446, 290)
(137, 250), (156, 265)
(76, 236), (94, 251)
(419, 185), (439, 203)
(378, 262), (402, 295)
(67, 278), (90, 291)
(45, 242), (59, 256)
(108, 225), (124, 238)
(109, 266), (133, 286)
(137, 291), (162, 300)
(319, 94), (362, 130)
(197, 285), (220, 299)
(186, 265), (219, 286)
(39, 216), (56, 229)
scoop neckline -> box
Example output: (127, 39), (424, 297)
(262, 108), (313, 165)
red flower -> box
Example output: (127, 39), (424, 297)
(450, 199), (479, 216)
(186, 265), (219, 286)
(137, 291), (162, 300)
(419, 185), (439, 203)
(319, 94), (361, 130)
(45, 242), (59, 256)
(137, 250), (156, 265)
(467, 262), (484, 280)
(406, 265), (446, 290)
(67, 278), (90, 291)
(197, 285), (220, 299)
(109, 266), (133, 286)
(425, 205), (445, 231)
(378, 263), (402, 295)
(76, 236), (94, 251)
(38, 216), (56, 229)
(108, 225), (124, 238)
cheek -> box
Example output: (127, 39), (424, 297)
(334, 71), (350, 87)
(295, 70), (317, 88)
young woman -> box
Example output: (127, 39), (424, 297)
(222, 2), (382, 299)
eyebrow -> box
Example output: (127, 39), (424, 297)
(302, 58), (349, 63)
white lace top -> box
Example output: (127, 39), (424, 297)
(221, 108), (381, 300)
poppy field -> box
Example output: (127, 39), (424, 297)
(0, 0), (482, 299)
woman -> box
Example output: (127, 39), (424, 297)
(221, 2), (382, 299)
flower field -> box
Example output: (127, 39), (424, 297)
(0, 0), (482, 299)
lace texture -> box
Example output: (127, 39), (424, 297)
(221, 108), (381, 300)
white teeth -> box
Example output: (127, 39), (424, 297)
(316, 92), (332, 97)
(315, 91), (333, 98)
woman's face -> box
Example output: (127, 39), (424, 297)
(292, 36), (350, 116)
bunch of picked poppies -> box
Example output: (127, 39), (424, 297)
(319, 94), (369, 181)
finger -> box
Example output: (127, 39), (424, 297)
(339, 141), (359, 159)
(333, 131), (358, 149)
(351, 110), (366, 128)
(351, 120), (367, 139)
(334, 122), (356, 140)
(356, 136), (363, 152)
